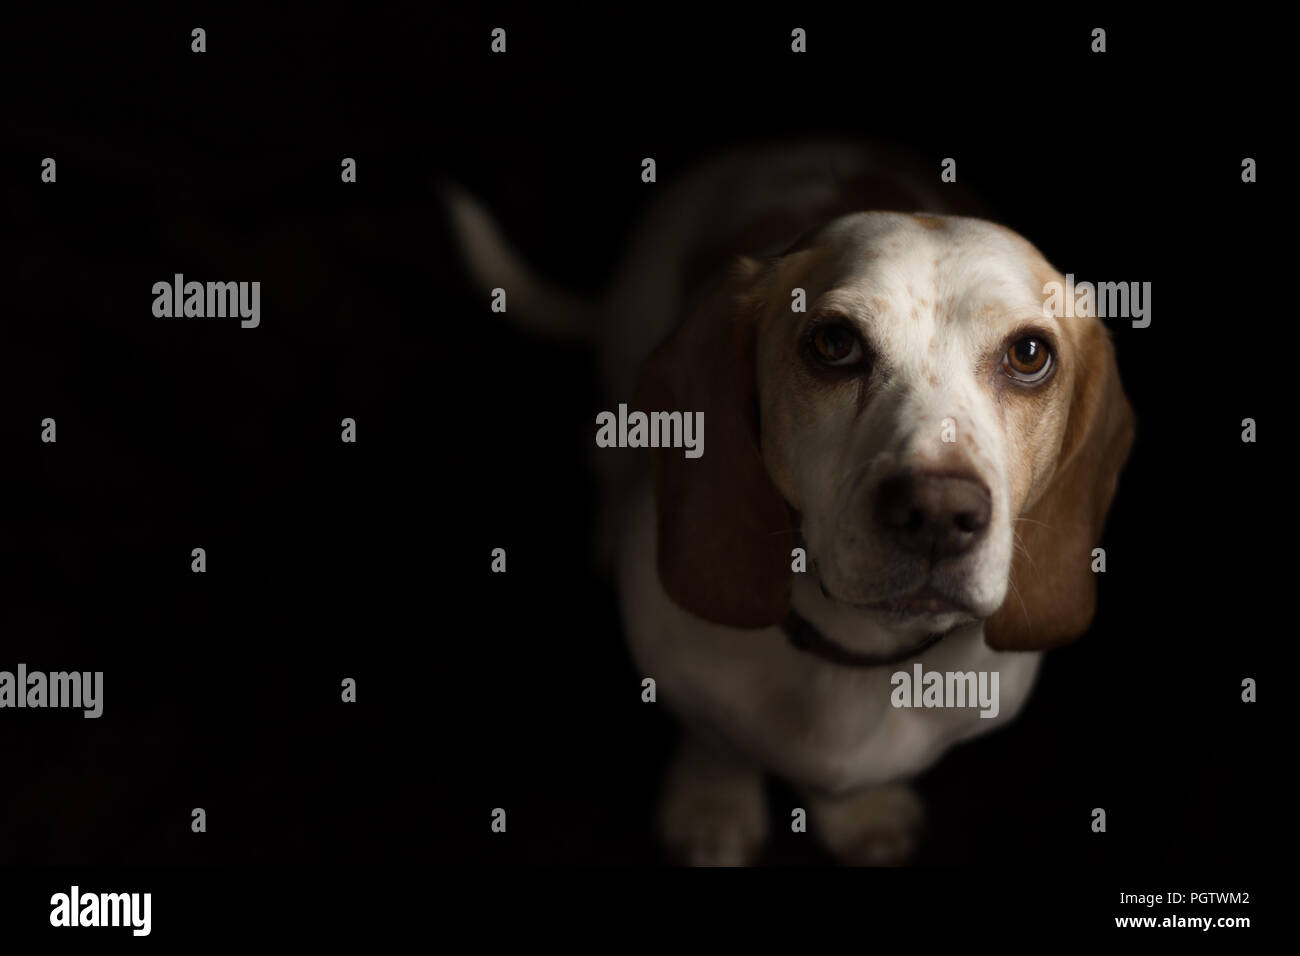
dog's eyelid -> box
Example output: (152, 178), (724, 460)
(807, 306), (875, 339)
(805, 312), (873, 347)
(1001, 324), (1059, 354)
(808, 306), (858, 322)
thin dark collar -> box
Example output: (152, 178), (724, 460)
(781, 610), (953, 669)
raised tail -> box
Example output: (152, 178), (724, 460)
(441, 181), (599, 342)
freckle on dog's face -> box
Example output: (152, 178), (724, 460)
(754, 212), (1078, 633)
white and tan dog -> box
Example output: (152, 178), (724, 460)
(447, 142), (1135, 866)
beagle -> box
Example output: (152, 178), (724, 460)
(447, 142), (1135, 866)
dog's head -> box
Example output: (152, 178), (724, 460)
(636, 212), (1135, 653)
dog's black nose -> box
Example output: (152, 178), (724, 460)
(874, 471), (992, 560)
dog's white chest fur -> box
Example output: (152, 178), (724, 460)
(617, 482), (1042, 795)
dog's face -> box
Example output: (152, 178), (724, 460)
(637, 212), (1134, 652)
(756, 213), (1079, 639)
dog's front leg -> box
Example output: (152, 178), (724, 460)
(658, 731), (768, 866)
(804, 781), (926, 866)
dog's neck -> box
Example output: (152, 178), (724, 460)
(781, 610), (956, 667)
(787, 573), (981, 668)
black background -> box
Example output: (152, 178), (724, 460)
(0, 4), (1280, 938)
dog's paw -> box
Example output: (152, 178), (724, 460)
(658, 743), (768, 866)
(807, 783), (925, 866)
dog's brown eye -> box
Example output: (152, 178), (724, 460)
(1002, 336), (1052, 383)
(809, 322), (864, 367)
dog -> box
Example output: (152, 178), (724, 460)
(446, 141), (1135, 865)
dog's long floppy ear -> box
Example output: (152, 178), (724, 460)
(985, 318), (1136, 651)
(632, 258), (793, 628)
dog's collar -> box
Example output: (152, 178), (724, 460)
(781, 610), (952, 668)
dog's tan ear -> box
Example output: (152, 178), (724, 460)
(985, 320), (1136, 651)
(632, 258), (793, 628)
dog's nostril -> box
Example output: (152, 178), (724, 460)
(954, 511), (982, 533)
(902, 510), (925, 533)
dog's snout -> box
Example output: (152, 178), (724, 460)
(874, 471), (992, 560)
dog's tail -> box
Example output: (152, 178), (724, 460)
(441, 181), (599, 342)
